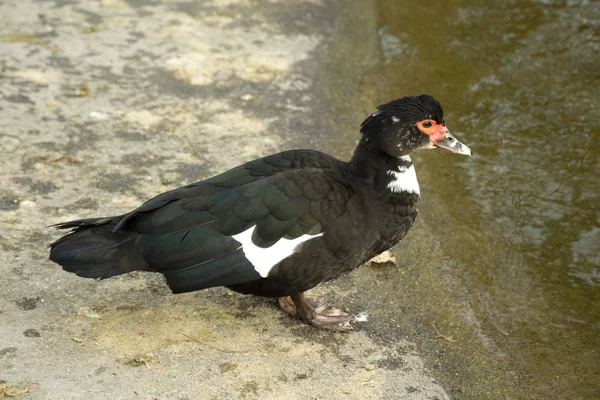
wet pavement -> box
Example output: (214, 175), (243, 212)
(362, 0), (599, 398)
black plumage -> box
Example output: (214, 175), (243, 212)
(49, 94), (471, 331)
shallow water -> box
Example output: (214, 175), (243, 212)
(362, 0), (599, 397)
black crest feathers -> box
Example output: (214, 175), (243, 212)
(360, 95), (444, 137)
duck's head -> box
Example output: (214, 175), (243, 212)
(360, 94), (471, 157)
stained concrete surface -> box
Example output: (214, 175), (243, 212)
(0, 0), (450, 399)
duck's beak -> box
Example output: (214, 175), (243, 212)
(433, 128), (471, 156)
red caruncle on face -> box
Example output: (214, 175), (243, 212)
(416, 119), (446, 142)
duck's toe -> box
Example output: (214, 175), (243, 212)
(278, 294), (355, 332)
(278, 296), (297, 315)
(309, 301), (354, 332)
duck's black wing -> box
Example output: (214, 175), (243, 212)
(50, 150), (353, 293)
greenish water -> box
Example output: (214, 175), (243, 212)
(362, 0), (599, 398)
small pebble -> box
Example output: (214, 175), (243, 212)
(19, 200), (36, 209)
(75, 84), (90, 97)
(23, 329), (41, 338)
(89, 111), (110, 120)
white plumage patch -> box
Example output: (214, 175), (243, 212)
(387, 162), (420, 195)
(232, 226), (323, 278)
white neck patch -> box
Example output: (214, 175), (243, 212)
(232, 226), (323, 278)
(387, 157), (420, 195)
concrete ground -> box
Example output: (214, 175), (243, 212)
(0, 0), (450, 399)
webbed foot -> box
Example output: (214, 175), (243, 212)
(278, 293), (355, 332)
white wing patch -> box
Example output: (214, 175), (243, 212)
(232, 226), (323, 278)
(387, 164), (420, 195)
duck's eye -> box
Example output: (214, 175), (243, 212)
(422, 121), (433, 128)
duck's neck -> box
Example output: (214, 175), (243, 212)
(348, 139), (420, 196)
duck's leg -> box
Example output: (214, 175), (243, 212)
(278, 293), (354, 332)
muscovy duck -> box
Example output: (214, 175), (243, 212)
(49, 94), (471, 331)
